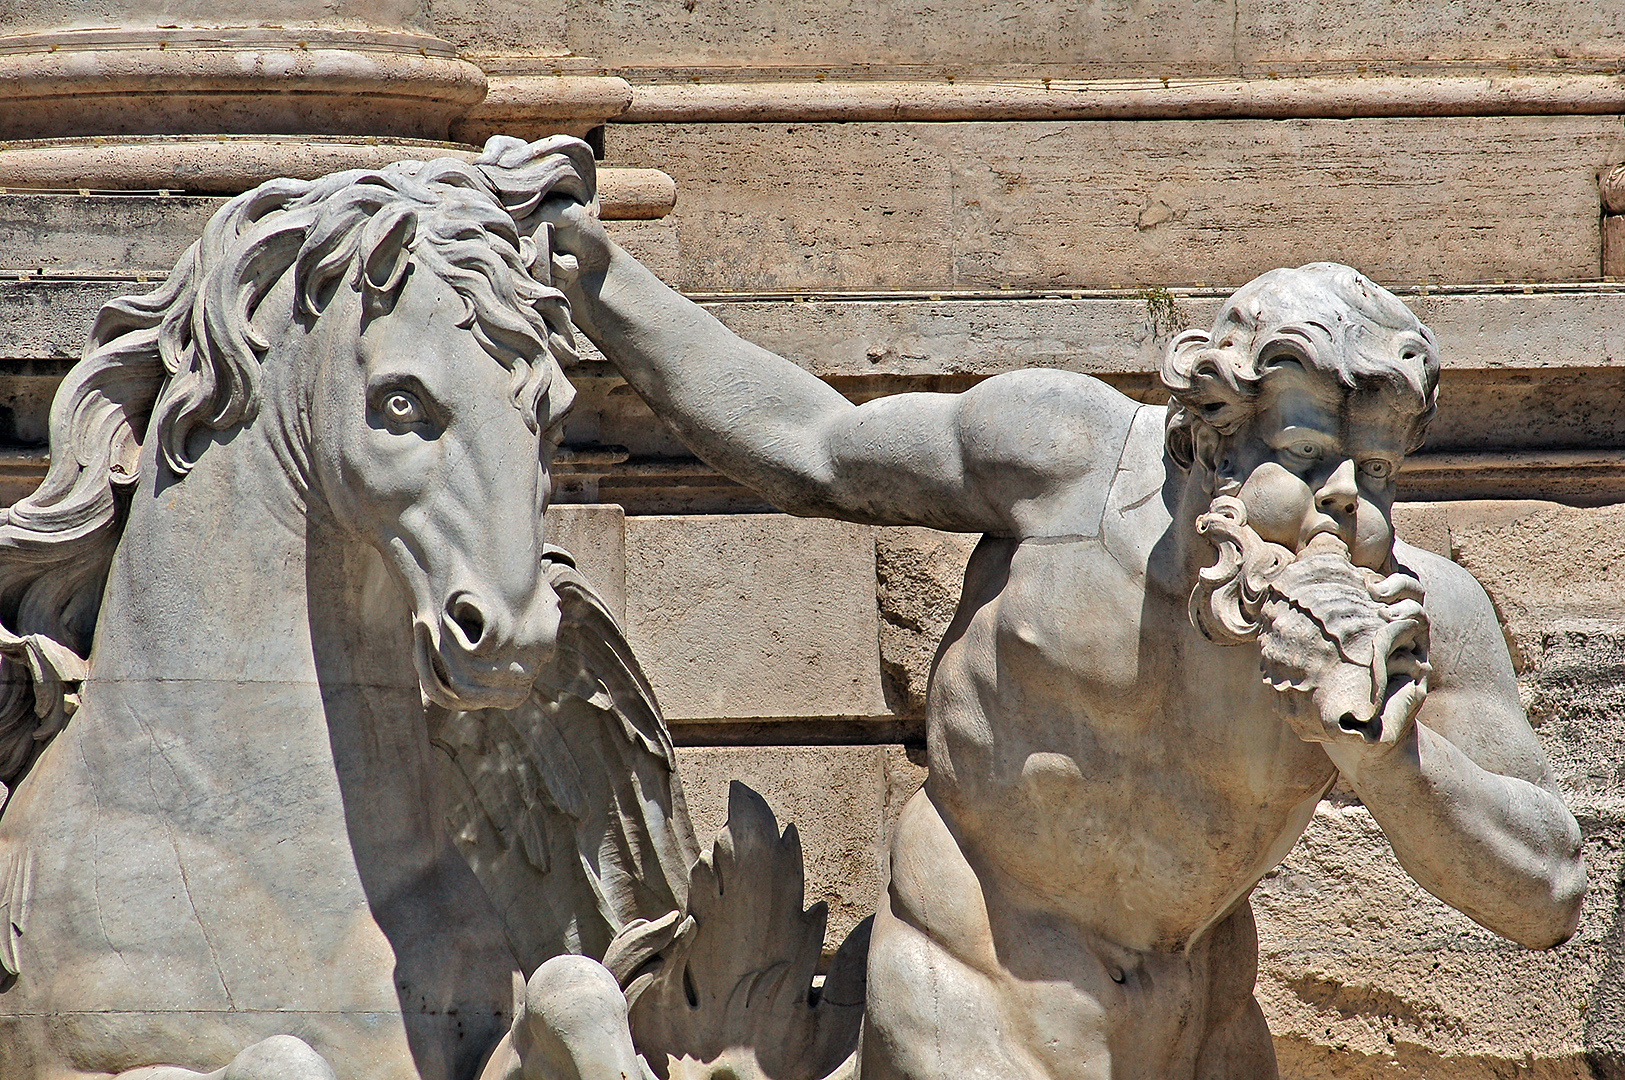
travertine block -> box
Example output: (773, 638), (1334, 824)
(419, 0), (1625, 77)
(874, 527), (979, 716)
(12, 281), (1625, 372)
(1255, 800), (1616, 1079)
(0, 193), (668, 278)
(675, 744), (926, 954)
(1604, 215), (1625, 280)
(1441, 500), (1625, 675)
(624, 514), (887, 720)
(1236, 0), (1625, 68)
(0, 194), (218, 277)
(699, 290), (1625, 381)
(543, 503), (627, 627)
(608, 118), (1625, 291)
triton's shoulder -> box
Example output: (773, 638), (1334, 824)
(1393, 539), (1499, 631)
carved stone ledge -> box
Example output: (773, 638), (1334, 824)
(0, 138), (675, 215)
(452, 75), (636, 143)
(0, 27), (486, 140)
(3, 283), (1621, 507)
(613, 73), (1625, 125)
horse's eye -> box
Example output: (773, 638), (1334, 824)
(1360, 459), (1394, 479)
(382, 390), (425, 426)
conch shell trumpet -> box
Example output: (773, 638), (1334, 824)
(1192, 496), (1430, 744)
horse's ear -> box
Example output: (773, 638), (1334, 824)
(361, 206), (416, 312)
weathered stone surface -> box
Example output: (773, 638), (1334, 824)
(675, 744), (926, 953)
(0, 189), (669, 278)
(623, 514), (887, 721)
(418, 0), (1625, 78)
(1443, 500), (1625, 672)
(11, 282), (1624, 371)
(0, 194), (218, 277)
(544, 503), (628, 627)
(873, 527), (978, 717)
(1255, 800), (1613, 1080)
(4, 0), (432, 34)
(1237, 0), (1625, 70)
(607, 118), (1625, 292)
(687, 290), (1625, 383)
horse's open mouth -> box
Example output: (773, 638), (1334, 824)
(412, 619), (534, 711)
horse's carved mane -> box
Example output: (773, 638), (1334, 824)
(0, 135), (596, 800)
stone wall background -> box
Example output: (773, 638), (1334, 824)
(4, 0), (1625, 1074)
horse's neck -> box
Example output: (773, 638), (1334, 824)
(93, 448), (313, 687)
(85, 418), (444, 884)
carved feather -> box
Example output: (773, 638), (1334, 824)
(624, 782), (867, 1080)
(0, 848), (30, 983)
(434, 547), (699, 973)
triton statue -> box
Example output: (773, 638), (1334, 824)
(542, 194), (1586, 1079)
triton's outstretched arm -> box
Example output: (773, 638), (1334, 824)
(545, 201), (1137, 538)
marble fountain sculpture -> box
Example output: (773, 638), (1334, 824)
(0, 137), (863, 1080)
(541, 197), (1589, 1078)
(0, 133), (1586, 1080)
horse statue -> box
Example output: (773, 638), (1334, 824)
(0, 136), (719, 1079)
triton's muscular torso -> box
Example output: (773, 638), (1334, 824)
(863, 405), (1338, 1080)
(924, 404), (1337, 952)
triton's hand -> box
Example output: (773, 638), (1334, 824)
(1369, 570), (1425, 607)
(539, 196), (612, 340)
(541, 197), (612, 279)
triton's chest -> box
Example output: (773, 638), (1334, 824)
(989, 535), (1163, 704)
(938, 531), (1331, 781)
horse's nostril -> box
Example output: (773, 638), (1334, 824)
(450, 597), (486, 647)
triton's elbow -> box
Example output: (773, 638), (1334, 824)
(1539, 855), (1587, 949)
(1512, 850), (1586, 951)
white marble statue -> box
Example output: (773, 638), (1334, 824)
(0, 137), (725, 1079)
(543, 193), (1588, 1079)
(0, 133), (867, 1080)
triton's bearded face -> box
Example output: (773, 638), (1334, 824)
(1191, 496), (1430, 745)
(1189, 365), (1433, 745)
(1201, 363), (1418, 572)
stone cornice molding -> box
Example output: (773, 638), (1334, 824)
(593, 73), (1625, 124)
(451, 75), (635, 142)
(0, 136), (675, 216)
(0, 27), (486, 140)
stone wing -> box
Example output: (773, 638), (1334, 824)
(433, 548), (699, 972)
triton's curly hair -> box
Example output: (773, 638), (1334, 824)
(0, 135), (595, 792)
(1161, 263), (1440, 471)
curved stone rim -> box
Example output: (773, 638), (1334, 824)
(0, 135), (676, 218)
(0, 27), (487, 140)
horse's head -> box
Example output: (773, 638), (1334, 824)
(0, 138), (598, 749)
(305, 249), (572, 710)
(281, 154), (587, 711)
